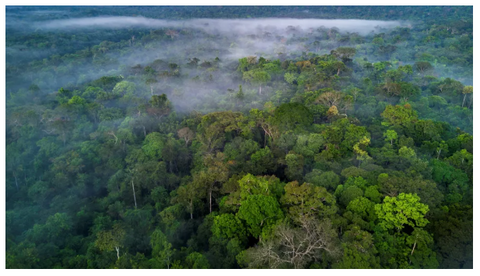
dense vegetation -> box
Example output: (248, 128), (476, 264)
(6, 6), (473, 269)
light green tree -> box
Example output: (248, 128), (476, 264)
(383, 129), (398, 145)
(375, 193), (429, 232)
(353, 136), (372, 166)
(150, 229), (174, 269)
(212, 213), (247, 241)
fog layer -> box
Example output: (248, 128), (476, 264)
(38, 17), (405, 35)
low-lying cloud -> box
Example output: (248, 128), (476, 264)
(38, 17), (405, 36)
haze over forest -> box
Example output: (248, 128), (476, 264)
(6, 6), (473, 269)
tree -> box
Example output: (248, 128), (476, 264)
(185, 252), (210, 269)
(381, 104), (418, 126)
(272, 103), (313, 132)
(243, 69), (271, 95)
(398, 146), (416, 160)
(250, 108), (279, 145)
(201, 152), (229, 213)
(237, 194), (284, 239)
(281, 181), (337, 223)
(462, 85), (472, 107)
(284, 152), (305, 181)
(95, 224), (126, 260)
(315, 91), (343, 107)
(197, 111), (246, 153)
(249, 146), (276, 175)
(353, 136), (372, 166)
(373, 192), (437, 268)
(377, 175), (443, 208)
(331, 47), (356, 63)
(372, 37), (384, 46)
(378, 44), (397, 59)
(212, 213), (247, 241)
(406, 228), (439, 268)
(344, 197), (377, 230)
(333, 225), (380, 268)
(284, 72), (297, 84)
(112, 81), (136, 96)
(147, 94), (171, 119)
(383, 129), (398, 145)
(446, 149), (473, 178)
(150, 229), (173, 269)
(305, 170), (340, 191)
(175, 183), (202, 219)
(414, 61), (434, 75)
(236, 174), (284, 201)
(235, 84), (245, 102)
(293, 133), (324, 159)
(239, 218), (339, 268)
(375, 193), (429, 232)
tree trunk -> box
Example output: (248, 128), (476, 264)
(115, 246), (120, 260)
(437, 149), (441, 160)
(411, 240), (417, 256)
(259, 85), (262, 95)
(131, 179), (137, 209)
(462, 93), (466, 107)
(190, 200), (193, 219)
(142, 125), (146, 137)
(209, 190), (212, 213)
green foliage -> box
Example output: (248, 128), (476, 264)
(237, 194), (284, 239)
(185, 252), (210, 269)
(142, 132), (165, 159)
(273, 103), (313, 132)
(285, 151), (305, 181)
(381, 105), (418, 126)
(305, 170), (340, 191)
(383, 129), (398, 145)
(150, 229), (174, 268)
(375, 193), (429, 232)
(333, 226), (380, 268)
(281, 181), (337, 222)
(94, 224), (126, 258)
(237, 174), (284, 200)
(212, 213), (246, 241)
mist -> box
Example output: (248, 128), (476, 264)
(37, 17), (405, 36)
(6, 11), (472, 114)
